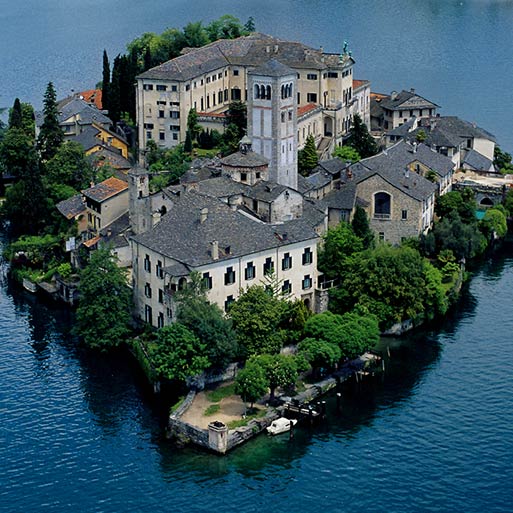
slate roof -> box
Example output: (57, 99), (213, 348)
(305, 170), (332, 189)
(386, 117), (417, 137)
(56, 195), (86, 219)
(322, 182), (357, 210)
(417, 116), (496, 143)
(220, 150), (269, 168)
(316, 158), (349, 176)
(138, 33), (354, 81)
(360, 140), (454, 177)
(99, 212), (131, 248)
(243, 181), (290, 202)
(91, 147), (132, 170)
(248, 58), (295, 77)
(462, 149), (494, 171)
(82, 177), (128, 202)
(379, 90), (439, 111)
(132, 191), (320, 267)
(192, 175), (249, 198)
(68, 125), (102, 151)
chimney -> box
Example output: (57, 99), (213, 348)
(412, 141), (417, 153)
(274, 44), (279, 53)
(266, 45), (271, 53)
(404, 167), (410, 178)
(200, 207), (208, 223)
(410, 87), (415, 94)
(390, 90), (398, 101)
(211, 240), (219, 261)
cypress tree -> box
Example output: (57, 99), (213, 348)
(144, 47), (153, 71)
(37, 82), (63, 161)
(102, 50), (110, 113)
(109, 56), (122, 124)
(298, 134), (318, 176)
(9, 98), (23, 129)
(351, 205), (375, 249)
(184, 130), (193, 153)
(347, 113), (377, 159)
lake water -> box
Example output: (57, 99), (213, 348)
(1, 0), (513, 150)
(2, 236), (513, 512)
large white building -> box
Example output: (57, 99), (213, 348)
(135, 32), (365, 157)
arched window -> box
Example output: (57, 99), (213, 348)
(480, 197), (494, 207)
(254, 84), (260, 99)
(259, 85), (265, 99)
(374, 192), (391, 219)
(266, 85), (271, 100)
(178, 277), (187, 290)
(281, 85), (285, 99)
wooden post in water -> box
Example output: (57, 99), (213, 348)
(322, 401), (327, 419)
(289, 419), (294, 440)
(336, 392), (341, 413)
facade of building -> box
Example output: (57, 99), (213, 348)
(135, 33), (362, 156)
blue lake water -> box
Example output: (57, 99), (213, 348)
(2, 236), (513, 512)
(1, 0), (513, 150)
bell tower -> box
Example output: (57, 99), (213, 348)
(128, 166), (152, 235)
(248, 59), (298, 190)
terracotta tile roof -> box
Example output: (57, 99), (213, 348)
(297, 103), (318, 117)
(83, 235), (100, 248)
(79, 89), (103, 110)
(82, 177), (128, 202)
(371, 92), (389, 101)
(353, 79), (370, 90)
(197, 111), (226, 118)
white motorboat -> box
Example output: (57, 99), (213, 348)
(266, 417), (297, 435)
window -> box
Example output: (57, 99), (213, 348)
(218, 91), (223, 104)
(240, 172), (247, 182)
(288, 111), (292, 121)
(233, 69), (239, 76)
(218, 72), (222, 79)
(231, 88), (241, 101)
(224, 266), (236, 285)
(172, 133), (178, 140)
(185, 84), (190, 91)
(282, 252), (292, 270)
(156, 85), (167, 91)
(159, 132), (165, 141)
(144, 305), (152, 324)
(170, 111), (180, 118)
(327, 72), (338, 78)
(170, 125), (180, 131)
(224, 295), (235, 312)
(379, 232), (385, 241)
(245, 262), (256, 281)
(263, 257), (274, 276)
(402, 209), (408, 220)
(171, 85), (177, 92)
(281, 112), (285, 123)
(157, 100), (166, 105)
(302, 275), (312, 290)
(157, 312), (164, 328)
(224, 89), (229, 102)
(143, 84), (154, 91)
(144, 123), (154, 129)
(202, 272), (212, 290)
(302, 247), (313, 265)
(307, 73), (318, 80)
(307, 93), (317, 103)
(206, 76), (211, 84)
(144, 283), (152, 298)
(374, 192), (391, 219)
(166, 307), (173, 319)
(282, 280), (292, 294)
(144, 254), (151, 272)
(256, 172), (261, 180)
(158, 289), (164, 304)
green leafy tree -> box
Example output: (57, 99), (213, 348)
(435, 190), (476, 224)
(228, 285), (288, 357)
(148, 323), (210, 382)
(298, 134), (318, 176)
(206, 15), (245, 40)
(415, 129), (427, 143)
(298, 338), (341, 375)
(503, 188), (513, 216)
(252, 354), (298, 400)
(235, 359), (268, 408)
(44, 141), (93, 190)
(332, 144), (361, 163)
(351, 205), (375, 249)
(335, 312), (380, 359)
(176, 276), (238, 370)
(187, 107), (202, 141)
(494, 146), (513, 174)
(346, 113), (377, 159)
(37, 82), (63, 161)
(0, 127), (39, 179)
(318, 221), (363, 279)
(480, 207), (507, 240)
(75, 248), (132, 349)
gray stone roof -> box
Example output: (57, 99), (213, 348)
(243, 181), (290, 202)
(138, 33), (354, 82)
(131, 191), (319, 267)
(386, 117), (417, 137)
(248, 58), (295, 77)
(462, 149), (494, 171)
(56, 195), (86, 219)
(99, 212), (131, 248)
(379, 90), (439, 111)
(417, 116), (496, 143)
(316, 158), (348, 176)
(322, 183), (357, 210)
(305, 170), (332, 189)
(192, 175), (249, 198)
(220, 150), (269, 168)
(91, 147), (132, 170)
(360, 140), (454, 177)
(163, 261), (191, 278)
(36, 97), (112, 128)
(296, 174), (313, 194)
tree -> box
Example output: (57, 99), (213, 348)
(75, 248), (132, 350)
(0, 127), (39, 179)
(102, 50), (111, 114)
(44, 141), (93, 190)
(332, 144), (361, 163)
(235, 359), (268, 408)
(434, 190), (476, 224)
(228, 285), (288, 357)
(244, 16), (255, 33)
(9, 98), (23, 129)
(318, 221), (363, 279)
(351, 205), (375, 249)
(480, 207), (507, 240)
(298, 338), (341, 376)
(494, 146), (513, 174)
(148, 323), (210, 382)
(346, 113), (377, 159)
(252, 354), (298, 400)
(176, 276), (238, 370)
(187, 107), (202, 141)
(184, 130), (193, 153)
(298, 134), (318, 176)
(503, 188), (513, 216)
(335, 312), (380, 359)
(37, 82), (63, 161)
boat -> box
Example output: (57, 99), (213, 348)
(266, 417), (297, 435)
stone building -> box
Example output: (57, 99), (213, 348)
(135, 32), (365, 156)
